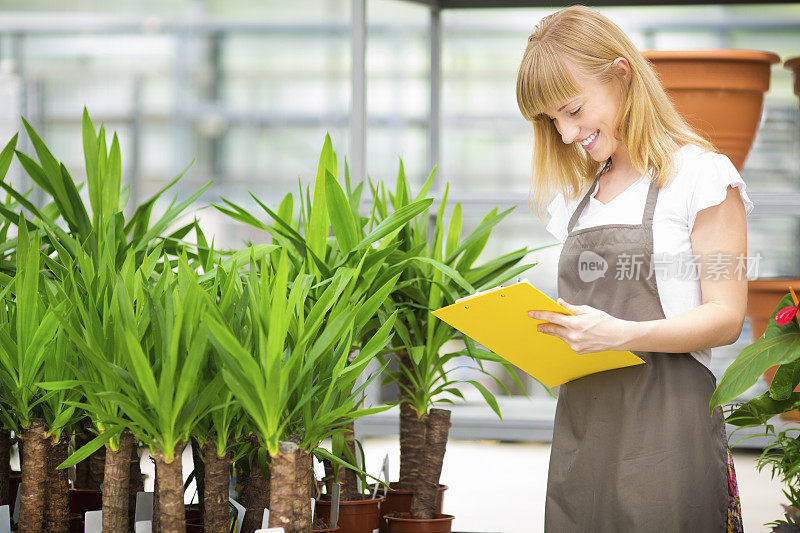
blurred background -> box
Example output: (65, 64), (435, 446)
(0, 2), (798, 528)
(1, 0), (799, 412)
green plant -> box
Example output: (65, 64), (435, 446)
(711, 293), (800, 528)
(213, 134), (434, 501)
(0, 222), (76, 531)
(370, 163), (534, 517)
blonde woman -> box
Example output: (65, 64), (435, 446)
(517, 5), (751, 531)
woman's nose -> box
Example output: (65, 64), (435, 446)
(560, 122), (580, 145)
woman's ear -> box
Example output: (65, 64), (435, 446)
(613, 57), (632, 86)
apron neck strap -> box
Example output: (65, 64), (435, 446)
(566, 172), (660, 234)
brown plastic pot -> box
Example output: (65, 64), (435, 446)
(9, 472), (20, 508)
(785, 56), (800, 112)
(69, 487), (103, 514)
(315, 496), (383, 533)
(643, 49), (779, 170)
(186, 522), (204, 533)
(747, 278), (800, 418)
(373, 483), (447, 533)
(384, 513), (455, 533)
(68, 513), (83, 533)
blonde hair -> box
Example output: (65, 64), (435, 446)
(516, 5), (715, 217)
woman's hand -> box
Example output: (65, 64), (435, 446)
(528, 298), (632, 354)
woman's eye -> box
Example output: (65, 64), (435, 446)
(569, 107), (582, 116)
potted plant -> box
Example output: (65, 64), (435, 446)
(212, 135), (434, 533)
(711, 291), (800, 530)
(4, 109), (214, 531)
(369, 165), (535, 531)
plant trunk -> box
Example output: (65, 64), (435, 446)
(322, 458), (335, 496)
(74, 430), (91, 489)
(19, 419), (48, 533)
(202, 440), (231, 533)
(340, 421), (360, 500)
(268, 441), (310, 533)
(89, 442), (106, 491)
(102, 430), (134, 533)
(242, 443), (269, 533)
(190, 437), (205, 513)
(44, 434), (70, 533)
(153, 444), (186, 533)
(397, 349), (425, 490)
(129, 441), (143, 530)
(410, 409), (451, 519)
(0, 429), (10, 506)
(152, 457), (160, 533)
(296, 448), (313, 522)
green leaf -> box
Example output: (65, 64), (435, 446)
(325, 169), (358, 255)
(770, 359), (800, 401)
(0, 133), (18, 182)
(710, 332), (800, 412)
(59, 427), (123, 469)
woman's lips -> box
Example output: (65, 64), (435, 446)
(580, 130), (600, 151)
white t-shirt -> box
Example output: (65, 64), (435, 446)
(545, 144), (755, 368)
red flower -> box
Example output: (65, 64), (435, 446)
(775, 305), (799, 326)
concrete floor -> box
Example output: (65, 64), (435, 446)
(359, 437), (788, 533)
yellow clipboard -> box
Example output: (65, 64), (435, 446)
(431, 280), (645, 387)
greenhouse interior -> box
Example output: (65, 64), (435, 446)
(0, 0), (799, 532)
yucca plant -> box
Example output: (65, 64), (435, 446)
(371, 164), (534, 518)
(204, 241), (399, 533)
(0, 222), (81, 532)
(5, 109), (212, 530)
(213, 134), (434, 502)
(189, 226), (252, 531)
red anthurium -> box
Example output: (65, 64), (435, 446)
(775, 305), (799, 326)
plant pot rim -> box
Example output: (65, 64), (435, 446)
(785, 56), (800, 70)
(384, 513), (455, 523)
(370, 482), (449, 494)
(318, 496), (385, 506)
(748, 278), (800, 289)
(642, 49), (779, 64)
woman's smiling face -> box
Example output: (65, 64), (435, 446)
(544, 58), (630, 164)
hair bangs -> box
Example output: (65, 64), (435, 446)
(516, 42), (579, 122)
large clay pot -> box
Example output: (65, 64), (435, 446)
(315, 497), (383, 533)
(643, 49), (780, 170)
(785, 56), (800, 112)
(384, 513), (454, 533)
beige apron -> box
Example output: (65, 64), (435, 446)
(544, 176), (729, 532)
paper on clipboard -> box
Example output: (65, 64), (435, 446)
(432, 279), (644, 387)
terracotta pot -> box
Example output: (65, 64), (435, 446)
(384, 513), (455, 533)
(373, 483), (447, 533)
(313, 527), (340, 533)
(747, 278), (800, 418)
(315, 496), (383, 533)
(69, 487), (103, 514)
(643, 49), (780, 170)
(784, 56), (800, 112)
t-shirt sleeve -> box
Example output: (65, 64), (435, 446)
(545, 193), (569, 243)
(687, 152), (754, 234)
